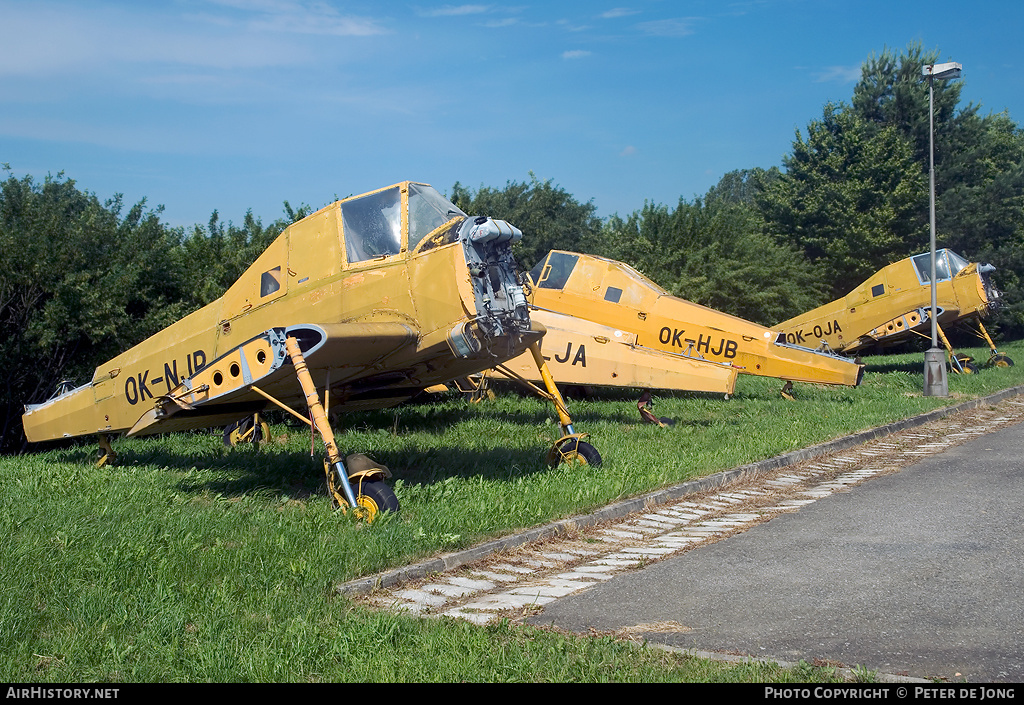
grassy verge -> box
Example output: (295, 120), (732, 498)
(3, 341), (1022, 681)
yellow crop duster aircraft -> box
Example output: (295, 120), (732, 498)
(22, 182), (592, 519)
(775, 249), (1012, 374)
(506, 251), (862, 400)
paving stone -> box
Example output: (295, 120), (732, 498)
(647, 512), (689, 525)
(520, 557), (556, 568)
(488, 563), (536, 574)
(446, 576), (496, 590)
(598, 529), (646, 540)
(441, 608), (496, 625)
(539, 552), (583, 562)
(556, 571), (617, 582)
(618, 546), (679, 556)
(422, 582), (480, 598)
(465, 593), (557, 609)
(470, 570), (524, 583)
(633, 518), (678, 530)
(395, 589), (450, 607)
(592, 557), (646, 566)
(508, 583), (588, 598)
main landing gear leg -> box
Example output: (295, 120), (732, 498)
(525, 342), (603, 468)
(936, 325), (979, 374)
(284, 336), (398, 520)
(977, 321), (1015, 368)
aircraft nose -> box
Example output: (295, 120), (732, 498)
(979, 263), (996, 274)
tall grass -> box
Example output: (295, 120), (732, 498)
(2, 342), (1021, 681)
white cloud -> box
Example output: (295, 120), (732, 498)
(483, 18), (520, 28)
(562, 50), (592, 60)
(555, 19), (591, 32)
(202, 0), (387, 36)
(0, 0), (386, 77)
(813, 65), (863, 83)
(620, 145), (636, 156)
(417, 4), (493, 17)
(600, 8), (640, 19)
(635, 18), (698, 37)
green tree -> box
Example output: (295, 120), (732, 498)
(0, 169), (185, 451)
(853, 43), (963, 170)
(449, 173), (603, 270)
(756, 103), (928, 299)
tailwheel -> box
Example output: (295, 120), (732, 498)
(780, 381), (795, 400)
(549, 436), (602, 468)
(989, 353), (1014, 368)
(223, 414), (269, 447)
(638, 391), (675, 427)
(95, 434), (117, 468)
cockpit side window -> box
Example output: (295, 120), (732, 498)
(341, 187), (402, 263)
(260, 266), (282, 297)
(532, 252), (579, 290)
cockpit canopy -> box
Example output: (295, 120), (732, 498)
(341, 183), (467, 263)
(910, 249), (971, 284)
(530, 250), (669, 305)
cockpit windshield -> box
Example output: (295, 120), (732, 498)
(911, 249), (968, 284)
(408, 184), (466, 252)
(947, 251), (970, 276)
(342, 187), (402, 263)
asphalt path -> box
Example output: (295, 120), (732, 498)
(526, 419), (1024, 682)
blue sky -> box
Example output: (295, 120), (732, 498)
(2, 0), (1022, 229)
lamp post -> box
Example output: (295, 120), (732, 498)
(922, 61), (962, 397)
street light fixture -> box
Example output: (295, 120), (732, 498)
(922, 61), (962, 397)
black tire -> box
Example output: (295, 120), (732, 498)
(556, 439), (602, 468)
(348, 480), (400, 522)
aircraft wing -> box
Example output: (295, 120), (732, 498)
(127, 322), (418, 436)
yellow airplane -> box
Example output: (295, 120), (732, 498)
(513, 251), (863, 398)
(775, 249), (1012, 374)
(22, 181), (594, 519)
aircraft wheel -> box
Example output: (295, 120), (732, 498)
(950, 354), (978, 375)
(555, 439), (602, 468)
(991, 354), (1015, 368)
(953, 360), (980, 375)
(345, 480), (400, 522)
